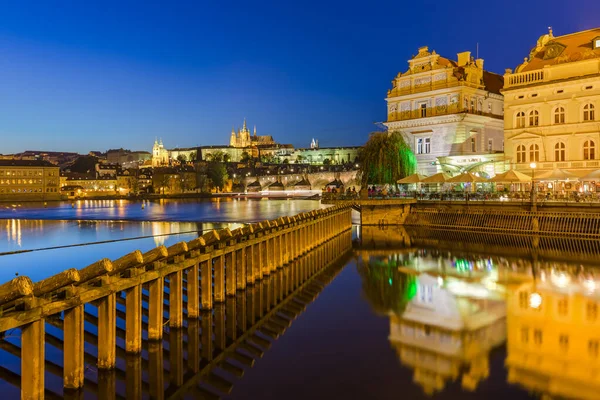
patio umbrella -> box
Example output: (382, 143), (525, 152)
(580, 169), (600, 181)
(446, 172), (488, 183)
(396, 173), (427, 184)
(536, 168), (579, 181)
(489, 170), (532, 183)
(421, 172), (450, 183)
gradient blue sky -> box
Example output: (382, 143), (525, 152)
(1, 1), (599, 154)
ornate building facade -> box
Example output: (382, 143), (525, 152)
(384, 46), (505, 176)
(152, 139), (169, 166)
(229, 119), (275, 148)
(503, 27), (600, 179)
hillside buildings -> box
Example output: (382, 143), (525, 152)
(0, 160), (61, 201)
(503, 27), (600, 179)
(384, 46), (505, 176)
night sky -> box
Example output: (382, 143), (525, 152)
(1, 0), (599, 154)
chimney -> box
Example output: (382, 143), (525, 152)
(418, 46), (429, 54)
(457, 51), (471, 67)
(475, 58), (484, 70)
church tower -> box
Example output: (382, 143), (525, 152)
(230, 126), (237, 147)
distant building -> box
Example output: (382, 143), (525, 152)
(229, 119), (276, 148)
(384, 46), (505, 176)
(106, 148), (151, 168)
(503, 27), (600, 186)
(152, 139), (170, 166)
(0, 160), (61, 201)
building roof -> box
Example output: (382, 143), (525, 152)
(0, 160), (56, 167)
(517, 27), (600, 72)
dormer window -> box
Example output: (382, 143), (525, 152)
(594, 37), (600, 50)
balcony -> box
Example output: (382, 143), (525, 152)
(505, 70), (545, 89)
(513, 160), (600, 171)
(387, 104), (503, 123)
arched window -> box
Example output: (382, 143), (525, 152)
(584, 140), (596, 160)
(464, 96), (469, 110)
(516, 145), (526, 163)
(555, 142), (566, 161)
(529, 110), (539, 126)
(554, 107), (565, 124)
(529, 144), (540, 162)
(584, 104), (595, 121)
(516, 112), (526, 128)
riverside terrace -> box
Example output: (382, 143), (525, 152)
(0, 206), (352, 399)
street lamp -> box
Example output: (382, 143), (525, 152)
(530, 162), (537, 209)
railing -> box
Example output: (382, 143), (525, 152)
(387, 104), (503, 123)
(0, 206), (353, 399)
(505, 70), (545, 88)
(514, 160), (600, 170)
(387, 80), (487, 97)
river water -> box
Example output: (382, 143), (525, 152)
(0, 200), (596, 399)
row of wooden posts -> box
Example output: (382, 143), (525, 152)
(0, 205), (353, 400)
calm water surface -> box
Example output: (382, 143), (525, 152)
(0, 202), (596, 399)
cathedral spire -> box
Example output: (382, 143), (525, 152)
(254, 125), (257, 136)
(243, 118), (247, 131)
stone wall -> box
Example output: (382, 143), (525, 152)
(240, 170), (360, 191)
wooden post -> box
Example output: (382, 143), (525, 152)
(97, 293), (116, 368)
(245, 245), (254, 285)
(125, 284), (142, 353)
(168, 270), (184, 328)
(201, 311), (213, 361)
(187, 319), (200, 373)
(236, 248), (246, 290)
(253, 243), (261, 281)
(201, 260), (212, 310)
(269, 237), (276, 272)
(97, 370), (116, 400)
(147, 277), (164, 340)
(225, 251), (236, 297)
(246, 285), (256, 325)
(148, 342), (164, 400)
(214, 255), (225, 303)
(63, 305), (84, 390)
(263, 239), (270, 276)
(21, 319), (44, 400)
(187, 263), (200, 318)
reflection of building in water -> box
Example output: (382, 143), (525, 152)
(147, 221), (244, 247)
(506, 269), (600, 399)
(388, 272), (506, 395)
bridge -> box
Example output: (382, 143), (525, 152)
(0, 205), (352, 399)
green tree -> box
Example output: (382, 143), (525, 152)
(323, 158), (331, 166)
(241, 151), (251, 163)
(296, 155), (304, 164)
(176, 154), (187, 164)
(282, 158), (289, 164)
(207, 151), (225, 162)
(223, 153), (231, 163)
(189, 151), (197, 162)
(207, 161), (228, 192)
(358, 131), (416, 187)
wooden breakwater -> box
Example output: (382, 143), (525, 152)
(403, 209), (600, 237)
(0, 205), (352, 399)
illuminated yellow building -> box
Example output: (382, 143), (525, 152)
(506, 270), (600, 399)
(0, 160), (60, 201)
(384, 46), (505, 176)
(389, 273), (506, 395)
(503, 27), (600, 178)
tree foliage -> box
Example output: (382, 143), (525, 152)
(358, 131), (416, 187)
(69, 155), (98, 173)
(207, 161), (228, 192)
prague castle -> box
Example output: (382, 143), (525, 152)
(384, 46), (505, 176)
(229, 119), (275, 148)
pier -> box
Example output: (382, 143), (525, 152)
(0, 205), (352, 399)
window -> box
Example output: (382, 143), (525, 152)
(556, 89), (564, 94)
(488, 139), (493, 152)
(530, 144), (540, 162)
(517, 145), (526, 163)
(488, 103), (492, 113)
(417, 138), (423, 154)
(519, 291), (528, 309)
(587, 302), (598, 321)
(531, 93), (538, 97)
(521, 327), (529, 343)
(464, 97), (469, 110)
(424, 138), (431, 154)
(517, 95), (524, 99)
(470, 99), (475, 112)
(589, 340), (599, 358)
(419, 284), (433, 303)
(420, 103), (427, 118)
(554, 107), (565, 124)
(585, 86), (593, 90)
(584, 104), (595, 121)
(584, 140), (596, 160)
(534, 329), (543, 345)
(471, 138), (476, 152)
(558, 298), (568, 315)
(516, 112), (526, 128)
(529, 110), (539, 126)
(555, 142), (566, 162)
(559, 334), (569, 351)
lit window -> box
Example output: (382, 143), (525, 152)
(587, 302), (598, 321)
(516, 112), (526, 128)
(584, 140), (596, 160)
(530, 144), (540, 162)
(555, 142), (566, 162)
(424, 138), (431, 154)
(554, 107), (565, 124)
(420, 103), (427, 118)
(519, 291), (528, 308)
(584, 104), (595, 121)
(417, 138), (423, 154)
(534, 329), (543, 345)
(559, 334), (569, 351)
(529, 110), (539, 126)
(521, 327), (529, 343)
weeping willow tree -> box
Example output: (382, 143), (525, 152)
(358, 131), (417, 187)
(357, 257), (418, 317)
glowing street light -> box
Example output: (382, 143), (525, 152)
(529, 292), (542, 309)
